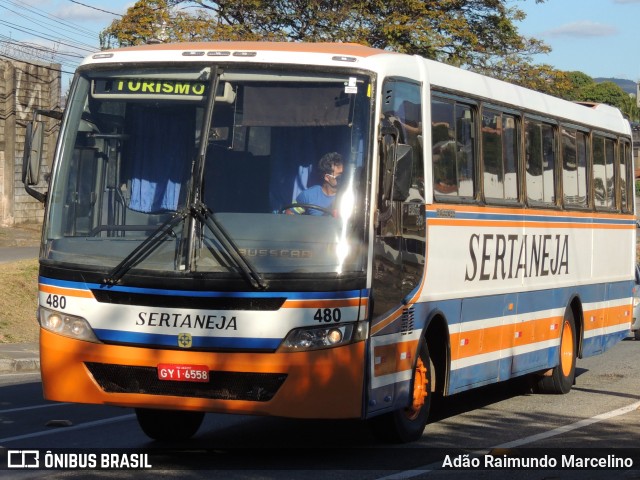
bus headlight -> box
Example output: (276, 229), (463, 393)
(278, 322), (368, 352)
(38, 307), (100, 343)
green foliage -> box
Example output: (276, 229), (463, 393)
(99, 0), (638, 120)
(558, 73), (640, 122)
(101, 0), (551, 82)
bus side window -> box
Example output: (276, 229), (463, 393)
(482, 109), (518, 203)
(381, 79), (424, 202)
(562, 128), (589, 209)
(525, 118), (557, 206)
(431, 98), (476, 201)
(620, 140), (632, 213)
(593, 134), (617, 211)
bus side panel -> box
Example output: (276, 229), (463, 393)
(367, 205), (634, 400)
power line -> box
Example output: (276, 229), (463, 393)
(1, 0), (99, 41)
(0, 19), (97, 53)
(67, 0), (121, 17)
(0, 52), (74, 75)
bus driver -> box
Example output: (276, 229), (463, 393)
(294, 152), (344, 215)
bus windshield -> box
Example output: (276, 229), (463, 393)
(44, 65), (372, 285)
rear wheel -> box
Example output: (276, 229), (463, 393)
(634, 329), (640, 341)
(371, 341), (432, 443)
(536, 308), (576, 394)
(135, 408), (204, 441)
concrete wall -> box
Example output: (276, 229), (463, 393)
(0, 59), (61, 226)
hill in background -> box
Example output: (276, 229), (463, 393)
(595, 77), (636, 95)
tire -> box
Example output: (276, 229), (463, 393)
(135, 408), (204, 441)
(634, 329), (640, 341)
(371, 341), (432, 443)
(536, 308), (576, 394)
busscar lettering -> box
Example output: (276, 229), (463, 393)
(465, 234), (569, 281)
(239, 248), (312, 258)
(137, 312), (237, 330)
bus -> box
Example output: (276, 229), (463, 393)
(23, 42), (635, 443)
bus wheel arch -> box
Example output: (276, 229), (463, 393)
(535, 301), (579, 395)
(370, 311), (449, 443)
(424, 312), (450, 398)
(568, 295), (585, 359)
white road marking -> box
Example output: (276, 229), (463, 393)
(0, 414), (136, 443)
(374, 400), (640, 479)
(0, 403), (70, 414)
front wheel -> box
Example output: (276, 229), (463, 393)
(135, 408), (204, 441)
(536, 308), (576, 394)
(371, 341), (432, 443)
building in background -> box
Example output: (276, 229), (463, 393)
(0, 58), (60, 226)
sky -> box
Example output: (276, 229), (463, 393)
(1, 0), (639, 86)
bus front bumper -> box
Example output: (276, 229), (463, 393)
(39, 329), (366, 419)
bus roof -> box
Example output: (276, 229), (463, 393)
(101, 41), (388, 58)
(81, 41), (630, 136)
(421, 57), (630, 135)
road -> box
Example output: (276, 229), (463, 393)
(0, 338), (639, 479)
(0, 247), (38, 264)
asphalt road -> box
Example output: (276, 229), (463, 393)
(0, 247), (39, 264)
(0, 337), (639, 479)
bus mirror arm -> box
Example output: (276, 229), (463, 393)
(22, 109), (61, 203)
(22, 120), (46, 202)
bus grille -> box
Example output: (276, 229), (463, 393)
(85, 362), (287, 402)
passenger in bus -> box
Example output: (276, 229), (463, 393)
(293, 152), (344, 215)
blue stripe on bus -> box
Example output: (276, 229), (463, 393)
(376, 322), (631, 404)
(93, 329), (282, 350)
(425, 210), (635, 225)
(449, 346), (558, 391)
(39, 276), (363, 300)
(438, 281), (633, 327)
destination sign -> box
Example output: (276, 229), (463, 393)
(93, 79), (208, 96)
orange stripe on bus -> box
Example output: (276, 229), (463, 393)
(451, 315), (561, 361)
(373, 340), (419, 377)
(371, 308), (404, 335)
(282, 299), (361, 309)
(425, 204), (636, 222)
(427, 219), (633, 230)
(39, 284), (95, 299)
(583, 304), (632, 331)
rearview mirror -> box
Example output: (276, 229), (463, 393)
(392, 144), (413, 202)
(22, 120), (46, 202)
(22, 121), (44, 186)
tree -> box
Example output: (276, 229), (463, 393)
(565, 71), (594, 100)
(101, 0), (551, 84)
(100, 0), (225, 48)
(556, 73), (640, 122)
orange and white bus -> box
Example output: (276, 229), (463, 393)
(23, 42), (635, 442)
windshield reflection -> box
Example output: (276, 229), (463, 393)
(44, 66), (371, 282)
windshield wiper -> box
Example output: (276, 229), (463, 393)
(103, 210), (188, 286)
(191, 202), (268, 290)
(102, 203), (267, 290)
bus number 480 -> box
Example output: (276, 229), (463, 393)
(46, 294), (67, 310)
(314, 308), (341, 323)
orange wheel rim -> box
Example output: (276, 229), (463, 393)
(405, 356), (428, 420)
(560, 320), (574, 376)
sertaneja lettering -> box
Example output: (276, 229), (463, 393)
(137, 311), (237, 330)
(465, 233), (569, 281)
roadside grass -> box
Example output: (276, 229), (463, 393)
(0, 259), (39, 343)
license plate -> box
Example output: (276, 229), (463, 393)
(157, 364), (209, 383)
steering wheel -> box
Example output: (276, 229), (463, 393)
(280, 203), (334, 216)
